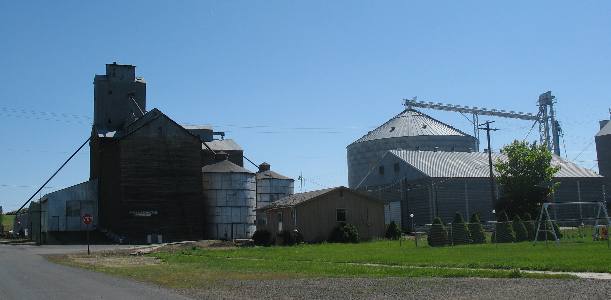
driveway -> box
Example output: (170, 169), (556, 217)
(0, 244), (190, 300)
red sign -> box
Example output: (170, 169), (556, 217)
(82, 214), (93, 225)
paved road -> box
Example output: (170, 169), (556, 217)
(0, 244), (190, 300)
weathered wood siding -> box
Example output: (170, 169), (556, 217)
(93, 112), (205, 242)
(264, 189), (385, 243)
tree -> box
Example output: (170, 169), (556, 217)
(494, 141), (560, 218)
(385, 221), (402, 240)
(427, 217), (448, 247)
(468, 213), (486, 244)
(493, 211), (515, 243)
(451, 212), (470, 245)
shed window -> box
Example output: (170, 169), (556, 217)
(394, 163), (400, 173)
(336, 209), (346, 222)
(379, 166), (385, 175)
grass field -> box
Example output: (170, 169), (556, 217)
(49, 238), (611, 289)
(1, 214), (14, 231)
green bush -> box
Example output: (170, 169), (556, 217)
(328, 223), (360, 243)
(493, 211), (515, 243)
(385, 221), (402, 240)
(512, 216), (529, 242)
(450, 213), (471, 245)
(278, 229), (304, 246)
(468, 213), (486, 244)
(252, 229), (273, 246)
(523, 213), (536, 241)
(427, 217), (448, 247)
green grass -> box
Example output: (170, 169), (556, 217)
(1, 214), (14, 231)
(52, 238), (611, 289)
(155, 239), (611, 274)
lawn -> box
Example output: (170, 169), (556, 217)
(49, 238), (611, 289)
(1, 214), (14, 231)
(155, 239), (611, 274)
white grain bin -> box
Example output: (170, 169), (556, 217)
(202, 152), (256, 239)
(255, 163), (294, 227)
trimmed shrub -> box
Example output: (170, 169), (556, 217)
(252, 229), (273, 246)
(451, 213), (471, 245)
(468, 213), (486, 244)
(328, 223), (360, 243)
(385, 221), (402, 240)
(493, 211), (515, 243)
(536, 219), (563, 241)
(523, 213), (536, 241)
(278, 229), (304, 246)
(512, 216), (529, 242)
(427, 217), (448, 247)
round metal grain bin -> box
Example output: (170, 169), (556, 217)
(255, 163), (294, 227)
(347, 109), (477, 188)
(202, 155), (256, 239)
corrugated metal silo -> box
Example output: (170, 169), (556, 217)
(255, 163), (294, 227)
(347, 109), (477, 188)
(202, 152), (256, 239)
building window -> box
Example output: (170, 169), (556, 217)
(277, 212), (283, 232)
(394, 163), (400, 173)
(336, 209), (346, 222)
(379, 166), (385, 175)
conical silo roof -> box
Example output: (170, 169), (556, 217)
(350, 109), (472, 145)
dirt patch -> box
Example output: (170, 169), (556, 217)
(70, 254), (161, 268)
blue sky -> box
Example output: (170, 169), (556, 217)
(1, 1), (610, 211)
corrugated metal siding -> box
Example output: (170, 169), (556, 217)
(203, 171), (256, 239)
(347, 135), (476, 188)
(42, 180), (98, 232)
(384, 201), (401, 227)
(388, 150), (602, 178)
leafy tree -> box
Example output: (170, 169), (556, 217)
(427, 217), (448, 247)
(493, 211), (515, 243)
(494, 141), (560, 218)
(385, 221), (402, 240)
(512, 216), (529, 242)
(451, 212), (471, 245)
(468, 212), (486, 244)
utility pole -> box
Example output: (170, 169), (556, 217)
(479, 121), (499, 209)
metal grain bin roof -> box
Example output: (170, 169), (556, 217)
(202, 160), (253, 173)
(388, 150), (602, 178)
(203, 139), (243, 151)
(597, 121), (611, 137)
(256, 170), (293, 180)
(351, 109), (472, 145)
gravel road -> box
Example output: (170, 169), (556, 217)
(180, 277), (611, 299)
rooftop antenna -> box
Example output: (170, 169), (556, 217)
(298, 172), (304, 192)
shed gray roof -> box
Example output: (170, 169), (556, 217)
(352, 109), (472, 145)
(202, 160), (253, 173)
(258, 186), (380, 211)
(387, 150), (601, 178)
(256, 170), (293, 181)
(203, 139), (243, 151)
(597, 121), (611, 137)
